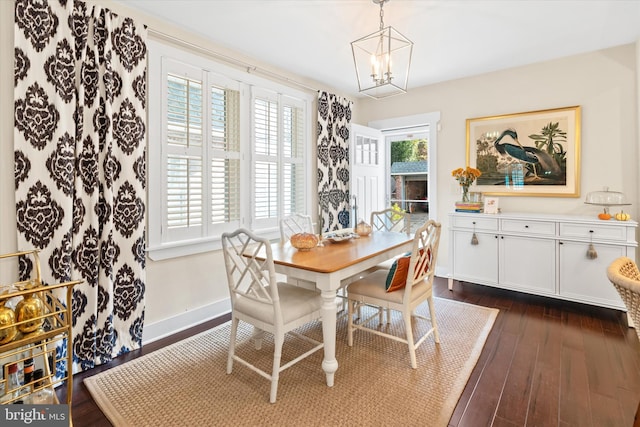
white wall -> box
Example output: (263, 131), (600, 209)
(357, 44), (639, 272)
(1, 0), (637, 343)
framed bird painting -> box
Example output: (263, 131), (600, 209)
(466, 105), (581, 197)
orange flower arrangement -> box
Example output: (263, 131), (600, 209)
(451, 166), (482, 202)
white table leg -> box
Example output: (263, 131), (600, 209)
(320, 289), (338, 387)
(448, 277), (454, 290)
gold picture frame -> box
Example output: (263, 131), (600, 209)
(466, 106), (581, 197)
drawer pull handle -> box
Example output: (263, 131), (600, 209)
(525, 225), (529, 228)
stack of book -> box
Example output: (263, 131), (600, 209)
(455, 202), (483, 213)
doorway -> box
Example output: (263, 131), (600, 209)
(389, 133), (429, 213)
(364, 112), (440, 228)
(387, 131), (429, 233)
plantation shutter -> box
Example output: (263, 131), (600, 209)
(282, 96), (305, 216)
(253, 91), (279, 228)
(165, 68), (204, 241)
(162, 58), (243, 242)
(210, 83), (241, 232)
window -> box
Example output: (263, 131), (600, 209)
(252, 90), (306, 230)
(148, 41), (311, 260)
(355, 135), (379, 166)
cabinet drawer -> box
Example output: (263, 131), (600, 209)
(501, 219), (556, 236)
(451, 215), (498, 231)
(559, 223), (626, 242)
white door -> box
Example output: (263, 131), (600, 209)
(350, 124), (386, 226)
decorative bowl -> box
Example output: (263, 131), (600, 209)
(355, 221), (372, 237)
(290, 232), (319, 251)
(324, 231), (358, 243)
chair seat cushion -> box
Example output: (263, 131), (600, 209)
(348, 270), (431, 304)
(235, 283), (322, 325)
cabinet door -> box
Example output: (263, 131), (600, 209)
(499, 235), (556, 295)
(558, 241), (625, 309)
(452, 230), (498, 285)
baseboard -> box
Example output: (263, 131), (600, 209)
(142, 298), (231, 345)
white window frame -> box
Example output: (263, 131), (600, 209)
(148, 40), (313, 260)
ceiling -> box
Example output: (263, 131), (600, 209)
(116, 0), (640, 98)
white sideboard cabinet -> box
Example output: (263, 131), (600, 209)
(448, 212), (638, 311)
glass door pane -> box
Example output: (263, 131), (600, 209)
(389, 133), (429, 233)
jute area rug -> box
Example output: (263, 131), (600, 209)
(85, 298), (498, 427)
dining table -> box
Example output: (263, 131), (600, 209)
(255, 231), (414, 387)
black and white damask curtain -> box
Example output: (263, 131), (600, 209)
(317, 91), (353, 232)
(14, 0), (147, 373)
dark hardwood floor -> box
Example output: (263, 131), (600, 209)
(62, 277), (640, 426)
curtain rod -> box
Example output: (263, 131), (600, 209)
(147, 28), (319, 93)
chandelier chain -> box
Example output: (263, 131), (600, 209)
(379, 1), (385, 30)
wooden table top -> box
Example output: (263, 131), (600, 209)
(263, 231), (412, 274)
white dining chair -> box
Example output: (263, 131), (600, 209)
(362, 208), (413, 322)
(279, 213), (314, 243)
(279, 214), (318, 290)
(221, 228), (324, 403)
(369, 208), (413, 272)
(346, 219), (441, 369)
(370, 207), (412, 236)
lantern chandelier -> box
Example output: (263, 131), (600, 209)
(351, 0), (413, 99)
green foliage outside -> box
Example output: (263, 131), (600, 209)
(390, 139), (428, 163)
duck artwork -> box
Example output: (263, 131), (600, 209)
(493, 128), (562, 180)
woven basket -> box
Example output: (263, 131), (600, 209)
(607, 257), (640, 340)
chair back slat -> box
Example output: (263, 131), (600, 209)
(222, 228), (278, 306)
(407, 220), (441, 291)
(370, 208), (411, 235)
(280, 214), (314, 242)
